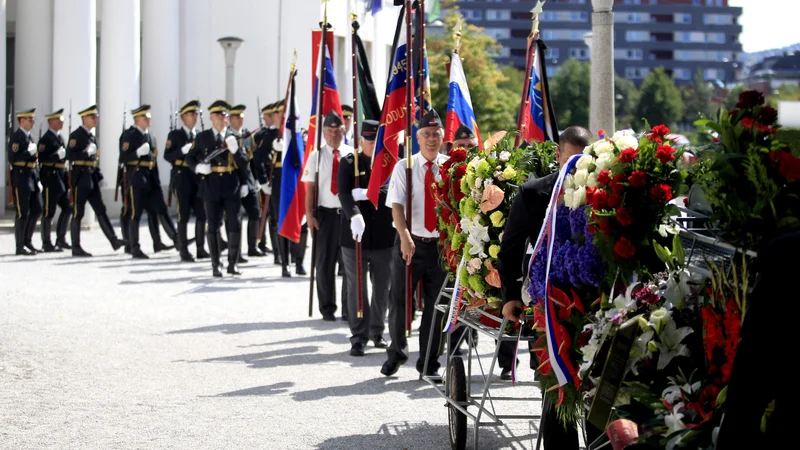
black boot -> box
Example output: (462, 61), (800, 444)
(247, 219), (266, 257)
(208, 231), (223, 277)
(196, 221), (210, 259)
(99, 213), (125, 251)
(24, 215), (41, 253)
(15, 218), (34, 256)
(71, 219), (92, 257)
(149, 214), (173, 253)
(121, 212), (131, 253)
(129, 221), (149, 259)
(42, 217), (61, 252)
(178, 223), (194, 262)
(282, 264), (292, 278)
(56, 211), (71, 249)
(227, 231), (243, 275)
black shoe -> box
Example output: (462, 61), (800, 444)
(16, 247), (34, 256)
(196, 249), (210, 259)
(500, 367), (513, 381)
(72, 248), (92, 257)
(248, 248), (267, 257)
(282, 267), (292, 278)
(350, 342), (366, 357)
(124, 246), (132, 254)
(273, 255), (283, 265)
(372, 337), (389, 348)
(421, 370), (443, 384)
(132, 249), (150, 259)
(322, 314), (336, 322)
(258, 242), (271, 254)
(154, 242), (174, 253)
(213, 265), (223, 278)
(380, 359), (407, 377)
(238, 254), (248, 264)
(296, 264), (307, 276)
(56, 239), (71, 250)
(111, 238), (126, 251)
(43, 243), (63, 253)
(24, 244), (41, 254)
(227, 264), (242, 276)
(180, 252), (195, 262)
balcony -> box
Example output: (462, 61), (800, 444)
(651, 32), (673, 43)
(649, 50), (674, 61)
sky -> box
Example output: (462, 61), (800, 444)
(728, 0), (798, 53)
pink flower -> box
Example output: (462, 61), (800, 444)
(480, 184), (505, 213)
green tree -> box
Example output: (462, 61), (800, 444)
(615, 76), (639, 129)
(724, 84), (747, 110)
(680, 71), (715, 126)
(633, 67), (684, 128)
(549, 59), (591, 128)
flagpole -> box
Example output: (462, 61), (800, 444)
(309, 2), (329, 318)
(515, 1), (545, 148)
(350, 4), (365, 320)
(415, 0), (426, 314)
(404, 0), (414, 337)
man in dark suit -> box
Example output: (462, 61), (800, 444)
(8, 108), (42, 255)
(252, 102), (279, 258)
(37, 108), (72, 252)
(499, 126), (592, 450)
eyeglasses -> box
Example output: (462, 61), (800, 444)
(420, 132), (442, 139)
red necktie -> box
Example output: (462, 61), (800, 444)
(330, 149), (340, 195)
(424, 161), (436, 232)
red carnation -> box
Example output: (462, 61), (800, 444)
(610, 173), (627, 194)
(441, 159), (453, 173)
(454, 165), (467, 178)
(598, 218), (612, 234)
(740, 117), (754, 129)
(628, 170), (647, 188)
(585, 186), (597, 205)
(759, 105), (778, 125)
(450, 148), (467, 163)
(650, 184), (673, 203)
(618, 148), (638, 164)
(587, 223), (598, 234)
(736, 90), (765, 109)
(656, 145), (676, 164)
(616, 207), (633, 226)
(757, 123), (777, 135)
(597, 169), (611, 186)
(650, 124), (670, 137)
(770, 150), (800, 181)
(614, 237), (636, 259)
(592, 189), (609, 210)
(608, 193), (623, 209)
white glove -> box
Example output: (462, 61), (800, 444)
(135, 142), (150, 157)
(260, 183), (271, 195)
(225, 135), (239, 153)
(240, 185), (248, 198)
(195, 163), (212, 175)
(352, 188), (368, 202)
(86, 143), (97, 156)
(350, 214), (366, 242)
(27, 143), (37, 155)
(37, 181), (43, 192)
(254, 182), (261, 192)
(56, 146), (66, 159)
(181, 143), (192, 155)
(272, 139), (285, 152)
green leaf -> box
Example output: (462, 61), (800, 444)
(716, 385), (728, 408)
(652, 239), (672, 264)
(672, 233), (685, 268)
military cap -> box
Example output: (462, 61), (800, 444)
(180, 100), (201, 115)
(271, 100), (285, 114)
(323, 110), (343, 128)
(419, 108), (442, 129)
(360, 120), (379, 141)
(78, 105), (99, 117)
(16, 108), (36, 119)
(131, 104), (152, 119)
(261, 102), (274, 114)
(229, 104), (246, 116)
(208, 100), (231, 115)
(341, 105), (353, 118)
(45, 108), (65, 121)
(455, 124), (475, 140)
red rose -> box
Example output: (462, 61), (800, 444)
(757, 123), (777, 135)
(618, 148), (638, 164)
(759, 105), (778, 125)
(770, 150), (800, 181)
(655, 145), (676, 164)
(736, 90), (765, 109)
(614, 237), (636, 259)
(441, 159), (453, 173)
(616, 207), (633, 226)
(608, 193), (623, 209)
(598, 218), (612, 234)
(628, 170), (647, 188)
(650, 184), (673, 203)
(592, 189), (609, 210)
(597, 169), (611, 186)
(683, 197), (689, 205)
(576, 329), (593, 348)
(454, 189), (466, 202)
(454, 165), (467, 178)
(610, 173), (627, 194)
(450, 148), (467, 163)
(650, 124), (670, 137)
(585, 186), (597, 205)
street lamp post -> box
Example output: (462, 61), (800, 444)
(590, 0), (615, 136)
(218, 37), (244, 103)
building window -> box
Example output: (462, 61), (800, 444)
(545, 47), (560, 59)
(625, 67), (649, 79)
(542, 10), (588, 22)
(546, 66), (560, 78)
(484, 28), (510, 40)
(704, 14), (734, 25)
(486, 9), (510, 21)
(624, 0), (642, 4)
(704, 68), (723, 81)
(615, 48), (643, 60)
(673, 68), (692, 80)
(487, 47), (510, 58)
(707, 32), (726, 44)
(541, 29), (591, 41)
(568, 47), (589, 60)
(674, 13), (692, 24)
(461, 9), (482, 21)
(625, 31), (650, 42)
(617, 12), (650, 23)
(675, 31), (706, 43)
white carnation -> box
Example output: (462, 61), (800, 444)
(564, 174), (575, 189)
(576, 154), (594, 170)
(573, 169), (589, 187)
(583, 144), (594, 155)
(563, 188), (575, 209)
(499, 151), (511, 162)
(616, 135), (639, 151)
(572, 186), (587, 209)
(593, 140), (613, 155)
(587, 171), (599, 188)
(595, 152), (615, 171)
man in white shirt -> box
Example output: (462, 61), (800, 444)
(381, 109), (449, 380)
(302, 111), (353, 321)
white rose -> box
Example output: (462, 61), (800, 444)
(576, 154), (594, 170)
(587, 172), (599, 188)
(583, 144), (594, 155)
(499, 151), (511, 162)
(563, 188), (575, 208)
(616, 135), (639, 151)
(595, 152), (615, 171)
(573, 169), (589, 187)
(593, 140), (613, 155)
(572, 186), (587, 209)
(564, 174), (575, 189)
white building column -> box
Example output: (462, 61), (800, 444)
(14, 0), (54, 120)
(53, 0), (97, 223)
(590, 0), (615, 136)
(99, 0), (141, 206)
(0, 0), (6, 215)
(142, 0), (179, 187)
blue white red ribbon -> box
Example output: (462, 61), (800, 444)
(443, 257), (466, 333)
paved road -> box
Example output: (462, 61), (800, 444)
(0, 223), (544, 449)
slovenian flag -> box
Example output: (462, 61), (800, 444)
(518, 39), (558, 144)
(278, 71), (305, 243)
(444, 54), (482, 151)
(367, 5), (414, 207)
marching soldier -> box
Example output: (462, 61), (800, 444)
(66, 105), (125, 257)
(381, 109), (448, 379)
(303, 110), (352, 321)
(38, 108), (72, 252)
(9, 108), (43, 255)
(228, 104), (263, 260)
(341, 105), (353, 145)
(252, 101), (279, 259)
(164, 100), (209, 262)
(337, 120), (392, 356)
(185, 100), (250, 277)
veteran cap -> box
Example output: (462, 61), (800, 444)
(360, 120), (379, 141)
(419, 109), (442, 129)
(455, 125), (475, 140)
(323, 110), (343, 128)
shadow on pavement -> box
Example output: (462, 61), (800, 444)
(291, 377), (439, 402)
(205, 382), (295, 397)
(166, 319), (343, 335)
(237, 332), (345, 348)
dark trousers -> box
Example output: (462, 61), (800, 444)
(73, 182), (107, 221)
(14, 184), (43, 220)
(314, 207), (344, 316)
(43, 185), (69, 219)
(342, 246), (392, 345)
(387, 237), (447, 373)
(205, 194), (242, 234)
(175, 180), (206, 225)
(541, 396), (579, 450)
(241, 188), (261, 251)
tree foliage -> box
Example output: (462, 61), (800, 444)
(633, 67), (684, 128)
(549, 59), (591, 129)
(615, 76), (639, 129)
(680, 71), (715, 127)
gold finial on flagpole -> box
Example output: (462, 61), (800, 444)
(530, 0), (546, 38)
(453, 19), (463, 53)
(349, 0), (357, 22)
(291, 48), (298, 72)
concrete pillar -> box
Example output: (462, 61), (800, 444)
(218, 37), (244, 104)
(53, 0), (97, 223)
(99, 0), (141, 206)
(590, 2), (615, 136)
(0, 0), (6, 215)
(142, 0), (179, 187)
(14, 0), (53, 124)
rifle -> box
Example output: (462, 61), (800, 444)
(114, 104), (126, 203)
(67, 100), (73, 206)
(5, 100), (12, 207)
(167, 101), (175, 207)
(201, 126), (266, 164)
(199, 107), (206, 132)
(257, 97), (264, 129)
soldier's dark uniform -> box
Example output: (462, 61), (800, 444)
(37, 109), (72, 252)
(8, 108), (43, 255)
(228, 104), (263, 260)
(66, 105), (125, 257)
(164, 100), (208, 262)
(185, 100), (250, 277)
(251, 102), (280, 259)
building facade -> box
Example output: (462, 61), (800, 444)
(459, 0), (742, 85)
(1, 0), (399, 216)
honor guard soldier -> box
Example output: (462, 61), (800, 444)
(381, 109), (449, 379)
(303, 110), (352, 321)
(337, 120), (392, 356)
(228, 104), (263, 260)
(66, 105), (125, 257)
(119, 105), (177, 259)
(164, 100), (209, 262)
(185, 100), (250, 277)
(9, 108), (43, 255)
(38, 108), (72, 252)
(252, 101), (280, 259)
(452, 124), (479, 150)
(341, 105), (354, 145)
